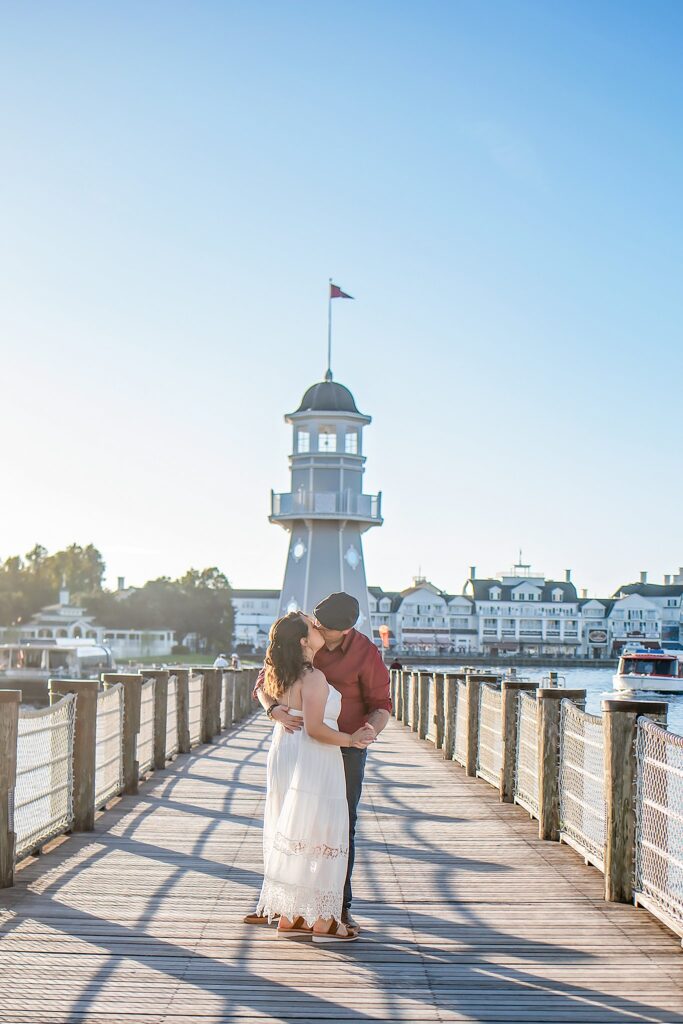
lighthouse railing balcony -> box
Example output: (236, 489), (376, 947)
(270, 489), (382, 522)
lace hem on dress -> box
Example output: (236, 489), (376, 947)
(257, 879), (343, 927)
(272, 830), (348, 859)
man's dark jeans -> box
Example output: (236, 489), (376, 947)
(340, 746), (367, 912)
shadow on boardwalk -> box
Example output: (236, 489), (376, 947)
(0, 716), (681, 1023)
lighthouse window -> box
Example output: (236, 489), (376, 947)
(318, 429), (337, 452)
(345, 431), (358, 454)
(297, 431), (310, 453)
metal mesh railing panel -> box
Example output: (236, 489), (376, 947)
(94, 685), (124, 808)
(454, 681), (468, 767)
(477, 684), (502, 788)
(189, 673), (203, 744)
(14, 694), (76, 858)
(635, 718), (683, 928)
(515, 691), (539, 817)
(138, 679), (155, 774)
(426, 675), (437, 743)
(559, 700), (605, 866)
(166, 674), (179, 757)
(218, 671), (227, 730)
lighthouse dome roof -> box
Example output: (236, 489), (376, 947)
(294, 377), (361, 415)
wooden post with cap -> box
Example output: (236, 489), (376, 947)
(0, 691), (20, 888)
(602, 698), (668, 903)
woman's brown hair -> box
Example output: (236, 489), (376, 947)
(263, 612), (310, 700)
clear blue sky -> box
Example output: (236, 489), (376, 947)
(1, 1), (681, 599)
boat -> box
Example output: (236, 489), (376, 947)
(0, 641), (115, 703)
(613, 647), (683, 694)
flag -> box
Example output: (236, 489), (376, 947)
(330, 283), (354, 299)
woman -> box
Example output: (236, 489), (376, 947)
(256, 612), (375, 942)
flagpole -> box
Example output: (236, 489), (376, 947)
(327, 278), (332, 380)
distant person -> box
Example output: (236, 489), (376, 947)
(389, 658), (403, 671)
(231, 653), (242, 671)
(213, 653), (229, 669)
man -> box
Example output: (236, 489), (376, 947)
(247, 592), (391, 931)
(213, 653), (229, 669)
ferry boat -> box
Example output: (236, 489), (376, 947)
(0, 641), (115, 703)
(613, 647), (683, 694)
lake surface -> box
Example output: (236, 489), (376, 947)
(492, 665), (683, 736)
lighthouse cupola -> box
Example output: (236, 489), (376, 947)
(270, 374), (382, 638)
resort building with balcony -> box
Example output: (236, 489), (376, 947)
(463, 563), (581, 657)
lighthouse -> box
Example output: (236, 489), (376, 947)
(270, 372), (382, 638)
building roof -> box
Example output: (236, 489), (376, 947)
(613, 582), (683, 599)
(578, 598), (616, 615)
(292, 378), (362, 415)
(466, 578), (578, 602)
(231, 589), (280, 600)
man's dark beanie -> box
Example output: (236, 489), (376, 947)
(314, 593), (359, 630)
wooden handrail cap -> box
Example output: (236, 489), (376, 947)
(601, 698), (668, 715)
(0, 690), (22, 704)
(537, 687), (587, 700)
(49, 678), (100, 693)
(501, 680), (539, 691)
(102, 673), (142, 682)
(139, 669), (169, 679)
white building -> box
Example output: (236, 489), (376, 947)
(229, 565), (683, 659)
(0, 588), (176, 659)
(231, 589), (280, 651)
(463, 564), (581, 657)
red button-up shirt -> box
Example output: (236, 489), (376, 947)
(255, 629), (392, 735)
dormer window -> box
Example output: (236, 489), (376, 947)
(552, 588), (563, 603)
(380, 598), (391, 612)
(318, 428), (337, 452)
(489, 587), (501, 600)
(345, 431), (358, 454)
(297, 430), (310, 453)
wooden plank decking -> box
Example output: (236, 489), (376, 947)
(0, 714), (681, 1023)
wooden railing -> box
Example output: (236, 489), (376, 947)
(0, 667), (258, 887)
(390, 669), (682, 942)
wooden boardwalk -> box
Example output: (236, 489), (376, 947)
(0, 714), (681, 1023)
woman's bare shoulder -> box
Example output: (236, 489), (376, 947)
(301, 666), (328, 690)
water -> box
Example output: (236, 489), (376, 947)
(505, 666), (683, 736)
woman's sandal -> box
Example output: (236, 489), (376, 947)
(312, 920), (359, 944)
(276, 916), (313, 938)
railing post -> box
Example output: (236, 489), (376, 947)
(0, 692), (20, 888)
(140, 669), (169, 771)
(443, 674), (457, 760)
(401, 673), (411, 726)
(537, 687), (586, 841)
(465, 672), (481, 777)
(174, 669), (191, 753)
(49, 679), (99, 833)
(103, 673), (142, 794)
(433, 673), (445, 749)
(201, 668), (217, 743)
(417, 673), (430, 740)
(395, 671), (404, 721)
(602, 698), (668, 903)
(221, 671), (232, 729)
(500, 681), (539, 803)
(410, 672), (420, 732)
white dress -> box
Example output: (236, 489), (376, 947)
(257, 683), (349, 926)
